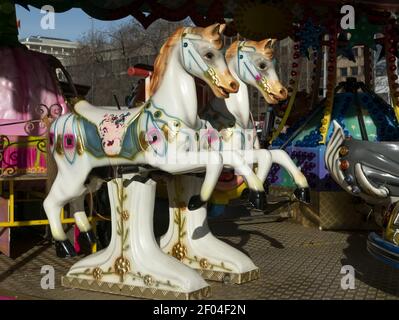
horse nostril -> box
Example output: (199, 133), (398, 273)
(230, 81), (238, 91)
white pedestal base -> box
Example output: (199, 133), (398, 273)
(160, 176), (259, 284)
(62, 175), (210, 300)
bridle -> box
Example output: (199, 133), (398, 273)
(236, 41), (275, 97)
(181, 29), (221, 88)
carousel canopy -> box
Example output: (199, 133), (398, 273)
(13, 0), (399, 21)
(4, 0), (398, 42)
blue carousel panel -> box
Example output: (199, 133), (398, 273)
(274, 92), (399, 149)
(270, 90), (399, 190)
(367, 232), (399, 269)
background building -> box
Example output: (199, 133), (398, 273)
(19, 36), (78, 64)
(336, 46), (365, 84)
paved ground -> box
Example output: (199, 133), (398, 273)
(1, 218), (399, 300)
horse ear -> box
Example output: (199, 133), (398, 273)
(260, 38), (277, 50)
(205, 23), (223, 37)
(219, 24), (227, 35)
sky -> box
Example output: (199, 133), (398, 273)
(15, 5), (132, 41)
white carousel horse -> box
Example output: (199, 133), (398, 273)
(158, 40), (309, 282)
(44, 24), (266, 258)
(201, 39), (310, 202)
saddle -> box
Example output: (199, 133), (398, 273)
(74, 100), (143, 124)
(74, 100), (144, 158)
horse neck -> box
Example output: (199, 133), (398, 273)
(224, 59), (251, 128)
(151, 45), (199, 128)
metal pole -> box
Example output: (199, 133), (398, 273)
(9, 180), (14, 224)
(91, 17), (95, 103)
(323, 35), (328, 97)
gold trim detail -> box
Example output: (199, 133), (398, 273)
(55, 134), (64, 155)
(62, 276), (211, 300)
(205, 67), (221, 87)
(76, 136), (84, 155)
(172, 242), (188, 261)
(114, 256), (131, 278)
(339, 146), (349, 157)
(220, 128), (233, 142)
(92, 267), (103, 281)
(161, 124), (177, 143)
(139, 131), (149, 150)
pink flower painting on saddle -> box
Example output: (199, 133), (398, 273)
(99, 112), (131, 156)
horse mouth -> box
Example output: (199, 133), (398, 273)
(216, 86), (230, 98)
(265, 92), (280, 105)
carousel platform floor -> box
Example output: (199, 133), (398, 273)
(0, 218), (399, 300)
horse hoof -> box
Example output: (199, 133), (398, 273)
(248, 191), (267, 210)
(78, 230), (96, 254)
(55, 240), (77, 258)
(188, 195), (205, 211)
(294, 187), (311, 204)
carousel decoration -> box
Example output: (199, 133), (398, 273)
(62, 177), (204, 299)
(46, 24), (288, 298)
(268, 7), (399, 236)
(4, 0), (399, 299)
(269, 42), (301, 143)
(385, 20), (399, 122)
(322, 14), (399, 267)
(319, 16), (338, 144)
(270, 18), (324, 143)
(0, 1), (73, 257)
(160, 38), (309, 284)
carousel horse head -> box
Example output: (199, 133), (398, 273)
(149, 23), (239, 99)
(226, 39), (287, 104)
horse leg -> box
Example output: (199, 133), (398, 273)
(239, 149), (273, 183)
(220, 150), (266, 210)
(269, 149), (310, 203)
(43, 170), (89, 258)
(149, 150), (223, 210)
(70, 195), (96, 254)
(70, 177), (104, 254)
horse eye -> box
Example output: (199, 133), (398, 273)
(205, 52), (214, 60)
(259, 63), (267, 70)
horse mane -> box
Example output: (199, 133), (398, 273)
(225, 40), (275, 62)
(149, 27), (185, 97)
(225, 41), (239, 63)
(149, 25), (224, 97)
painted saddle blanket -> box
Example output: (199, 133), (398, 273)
(74, 100), (143, 158)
